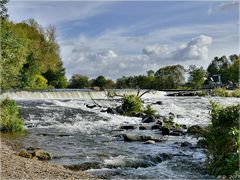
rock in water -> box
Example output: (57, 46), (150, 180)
(142, 116), (156, 123)
(151, 124), (160, 130)
(120, 125), (136, 130)
(86, 104), (97, 109)
(161, 127), (170, 136)
(180, 141), (192, 147)
(64, 162), (101, 171)
(139, 126), (148, 130)
(122, 134), (164, 142)
(115, 106), (125, 115)
(155, 101), (163, 105)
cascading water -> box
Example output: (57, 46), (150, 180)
(0, 89), (166, 100)
(2, 90), (239, 179)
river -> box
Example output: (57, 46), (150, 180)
(2, 90), (239, 179)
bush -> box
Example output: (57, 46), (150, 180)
(205, 102), (240, 176)
(122, 95), (143, 115)
(0, 98), (24, 132)
(143, 105), (156, 116)
(212, 87), (229, 97)
(231, 89), (240, 97)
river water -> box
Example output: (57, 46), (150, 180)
(2, 90), (239, 179)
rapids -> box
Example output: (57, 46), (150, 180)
(2, 90), (239, 179)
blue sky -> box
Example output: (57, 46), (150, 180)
(7, 0), (239, 79)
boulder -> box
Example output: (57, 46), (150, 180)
(180, 141), (192, 147)
(151, 124), (160, 130)
(187, 125), (205, 135)
(18, 150), (32, 158)
(142, 116), (156, 123)
(120, 125), (136, 130)
(86, 104), (97, 109)
(35, 150), (52, 160)
(154, 101), (163, 105)
(169, 131), (182, 136)
(161, 127), (170, 136)
(139, 126), (148, 130)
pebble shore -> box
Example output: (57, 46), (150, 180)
(0, 138), (94, 180)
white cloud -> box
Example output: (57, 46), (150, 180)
(143, 35), (213, 61)
(62, 35), (214, 79)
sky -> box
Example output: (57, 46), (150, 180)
(7, 0), (239, 79)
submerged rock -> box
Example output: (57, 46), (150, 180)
(169, 131), (182, 136)
(120, 125), (137, 130)
(180, 141), (192, 147)
(64, 162), (101, 171)
(106, 107), (117, 114)
(122, 134), (164, 142)
(115, 106), (125, 115)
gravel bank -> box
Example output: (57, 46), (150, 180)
(0, 138), (94, 180)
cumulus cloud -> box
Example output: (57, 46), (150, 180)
(143, 35), (213, 61)
(62, 35), (213, 79)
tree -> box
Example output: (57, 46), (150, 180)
(155, 65), (185, 89)
(0, 0), (9, 20)
(68, 74), (90, 88)
(0, 20), (27, 90)
(207, 55), (240, 85)
(91, 75), (108, 90)
(188, 65), (206, 89)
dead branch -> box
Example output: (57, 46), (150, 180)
(139, 89), (152, 98)
(87, 92), (102, 108)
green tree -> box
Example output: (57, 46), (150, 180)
(91, 75), (108, 90)
(0, 0), (9, 20)
(155, 65), (185, 89)
(69, 74), (90, 88)
(0, 20), (27, 90)
(188, 65), (206, 89)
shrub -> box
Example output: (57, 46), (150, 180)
(143, 105), (156, 116)
(0, 98), (24, 132)
(212, 87), (229, 97)
(122, 94), (143, 115)
(205, 102), (240, 176)
(231, 89), (240, 97)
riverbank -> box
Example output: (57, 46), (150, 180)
(0, 137), (94, 180)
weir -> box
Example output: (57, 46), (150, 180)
(0, 89), (166, 100)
